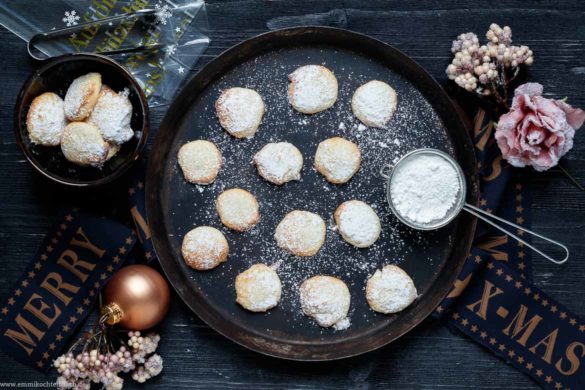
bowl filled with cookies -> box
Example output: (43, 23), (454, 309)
(14, 53), (148, 187)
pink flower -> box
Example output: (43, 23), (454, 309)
(495, 83), (585, 171)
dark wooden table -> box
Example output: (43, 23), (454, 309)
(1, 1), (584, 388)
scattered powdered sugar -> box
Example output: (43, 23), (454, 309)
(253, 142), (303, 185)
(390, 154), (461, 225)
(87, 86), (134, 144)
(165, 47), (455, 334)
(336, 200), (381, 248)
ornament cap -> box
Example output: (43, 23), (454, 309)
(101, 302), (123, 326)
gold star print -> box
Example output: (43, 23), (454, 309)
(461, 318), (469, 326)
(533, 293), (540, 301)
(21, 280), (29, 288)
(496, 269), (504, 276)
(536, 369), (543, 377)
(83, 298), (91, 306)
(1, 307), (8, 315)
(60, 224), (67, 230)
(137, 181), (144, 189)
(435, 306), (444, 313)
(28, 271), (36, 278)
(62, 324), (70, 332)
(516, 217), (524, 224)
(480, 331), (487, 339)
(119, 247), (126, 254)
(51, 238), (58, 244)
(515, 184), (522, 190)
(545, 376), (553, 383)
(40, 254), (48, 261)
(128, 188), (135, 195)
(517, 356), (524, 364)
(541, 299), (549, 307)
(517, 229), (525, 237)
(125, 237), (133, 245)
(452, 312), (460, 320)
(526, 363), (533, 371)
(46, 245), (53, 252)
(56, 231), (62, 237)
(56, 334), (63, 341)
(518, 251), (525, 259)
(42, 352), (49, 359)
(480, 199), (487, 206)
(100, 273), (107, 280)
(471, 325), (478, 332)
(34, 262), (42, 270)
(65, 214), (73, 222)
(94, 282), (100, 289)
(516, 195), (522, 202)
(505, 275), (513, 282)
(474, 255), (481, 263)
(551, 306), (558, 313)
(498, 344), (506, 352)
(49, 343), (56, 351)
(555, 383), (562, 390)
(37, 361), (43, 368)
(515, 281), (522, 289)
(516, 206), (524, 213)
(69, 316), (76, 324)
(489, 338), (496, 345)
(113, 255), (121, 264)
(486, 208), (493, 214)
(560, 312), (567, 319)
(7, 298), (15, 305)
(487, 262), (495, 269)
(508, 350), (515, 358)
(524, 287), (532, 295)
(518, 263), (526, 270)
(14, 289), (21, 296)
(89, 290), (95, 297)
(569, 318), (577, 326)
(107, 265), (113, 272)
(579, 325), (585, 332)
(145, 252), (152, 259)
(76, 307), (84, 315)
(518, 241), (524, 247)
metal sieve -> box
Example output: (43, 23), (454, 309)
(380, 148), (569, 264)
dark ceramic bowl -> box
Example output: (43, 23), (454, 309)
(14, 53), (149, 187)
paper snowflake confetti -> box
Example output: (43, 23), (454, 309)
(155, 2), (173, 25)
(62, 10), (80, 27)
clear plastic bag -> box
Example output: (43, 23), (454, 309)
(0, 0), (210, 107)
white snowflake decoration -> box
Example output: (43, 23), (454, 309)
(178, 66), (185, 74)
(165, 45), (177, 56)
(62, 10), (80, 27)
(155, 2), (173, 25)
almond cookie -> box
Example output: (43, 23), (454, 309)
(60, 122), (109, 167)
(178, 140), (222, 185)
(26, 92), (67, 146)
(334, 200), (381, 248)
(181, 226), (229, 271)
(314, 137), (361, 184)
(216, 188), (260, 231)
(64, 72), (102, 121)
(366, 265), (417, 314)
(300, 276), (351, 329)
(288, 65), (338, 114)
(87, 85), (133, 144)
(274, 210), (326, 257)
(253, 142), (303, 185)
(215, 87), (265, 138)
(352, 80), (397, 128)
(235, 264), (282, 312)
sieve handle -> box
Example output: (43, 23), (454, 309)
(462, 203), (569, 265)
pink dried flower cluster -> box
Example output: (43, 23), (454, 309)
(495, 83), (585, 171)
(54, 331), (163, 390)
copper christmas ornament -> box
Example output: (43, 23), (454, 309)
(102, 265), (170, 330)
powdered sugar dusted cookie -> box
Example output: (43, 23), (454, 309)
(216, 188), (260, 231)
(288, 65), (338, 114)
(64, 72), (102, 121)
(26, 92), (67, 146)
(87, 85), (133, 144)
(60, 122), (109, 167)
(334, 200), (381, 248)
(181, 226), (229, 271)
(178, 140), (222, 185)
(352, 80), (397, 128)
(314, 137), (361, 184)
(366, 265), (417, 314)
(253, 142), (303, 185)
(235, 264), (282, 312)
(300, 276), (351, 329)
(215, 87), (265, 138)
(274, 210), (326, 257)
